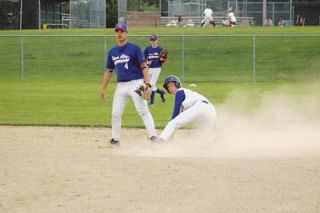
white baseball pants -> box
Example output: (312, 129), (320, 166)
(159, 100), (216, 141)
(203, 16), (213, 27)
(112, 79), (157, 141)
(149, 67), (161, 92)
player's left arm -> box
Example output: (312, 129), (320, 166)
(138, 47), (151, 86)
(171, 90), (185, 119)
(141, 62), (151, 87)
(159, 48), (169, 64)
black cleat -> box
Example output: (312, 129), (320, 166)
(110, 138), (120, 146)
(151, 137), (165, 144)
(149, 136), (158, 142)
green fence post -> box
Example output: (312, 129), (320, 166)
(20, 36), (24, 80)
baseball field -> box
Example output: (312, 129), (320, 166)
(1, 27), (320, 212)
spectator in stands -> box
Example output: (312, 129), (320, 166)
(177, 16), (183, 27)
(201, 5), (215, 27)
(185, 19), (195, 27)
(263, 18), (273, 27)
(296, 14), (300, 25)
(278, 16), (286, 27)
(222, 14), (230, 26)
(166, 20), (177, 27)
(227, 9), (237, 27)
(297, 15), (305, 26)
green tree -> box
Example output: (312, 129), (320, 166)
(106, 0), (118, 28)
(0, 1), (20, 29)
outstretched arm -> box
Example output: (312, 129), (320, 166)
(171, 90), (185, 119)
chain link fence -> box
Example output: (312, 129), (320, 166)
(117, 0), (298, 26)
(0, 34), (319, 83)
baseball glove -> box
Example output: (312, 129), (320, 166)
(159, 48), (168, 63)
(135, 83), (152, 100)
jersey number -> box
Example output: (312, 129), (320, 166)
(124, 63), (128, 69)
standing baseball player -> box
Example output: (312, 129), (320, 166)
(201, 5), (215, 27)
(143, 34), (166, 106)
(99, 22), (157, 146)
(158, 75), (216, 141)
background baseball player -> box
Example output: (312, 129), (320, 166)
(158, 75), (216, 141)
(227, 9), (237, 27)
(143, 34), (166, 106)
(201, 5), (215, 27)
(99, 22), (157, 146)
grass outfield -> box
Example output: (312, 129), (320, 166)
(1, 27), (320, 82)
(1, 26), (320, 35)
(0, 27), (319, 127)
(2, 81), (318, 128)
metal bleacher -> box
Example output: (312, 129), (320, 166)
(60, 13), (91, 28)
(161, 16), (255, 27)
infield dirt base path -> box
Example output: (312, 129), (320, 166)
(1, 126), (320, 213)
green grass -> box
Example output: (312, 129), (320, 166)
(1, 27), (319, 82)
(1, 26), (320, 35)
(0, 27), (320, 127)
(1, 80), (319, 128)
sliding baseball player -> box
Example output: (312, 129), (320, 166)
(158, 75), (217, 141)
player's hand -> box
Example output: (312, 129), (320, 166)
(99, 90), (105, 101)
(159, 49), (169, 63)
(134, 83), (152, 100)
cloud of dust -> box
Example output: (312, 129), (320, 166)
(117, 84), (320, 158)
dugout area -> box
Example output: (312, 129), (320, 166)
(294, 2), (320, 25)
(0, 0), (105, 29)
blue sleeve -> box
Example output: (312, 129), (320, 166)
(144, 47), (148, 59)
(137, 46), (145, 64)
(171, 90), (185, 119)
(106, 51), (114, 70)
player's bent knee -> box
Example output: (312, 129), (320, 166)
(112, 112), (122, 120)
(167, 120), (178, 129)
(137, 109), (149, 117)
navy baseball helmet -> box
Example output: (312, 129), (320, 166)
(163, 75), (181, 93)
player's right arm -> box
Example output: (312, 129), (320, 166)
(99, 69), (113, 101)
(137, 46), (152, 86)
(100, 51), (114, 101)
(141, 62), (151, 86)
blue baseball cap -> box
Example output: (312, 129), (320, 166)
(150, 34), (158, 40)
(115, 22), (127, 32)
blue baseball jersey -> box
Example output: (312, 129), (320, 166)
(144, 46), (163, 68)
(106, 42), (145, 82)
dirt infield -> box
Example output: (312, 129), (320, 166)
(1, 125), (320, 213)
